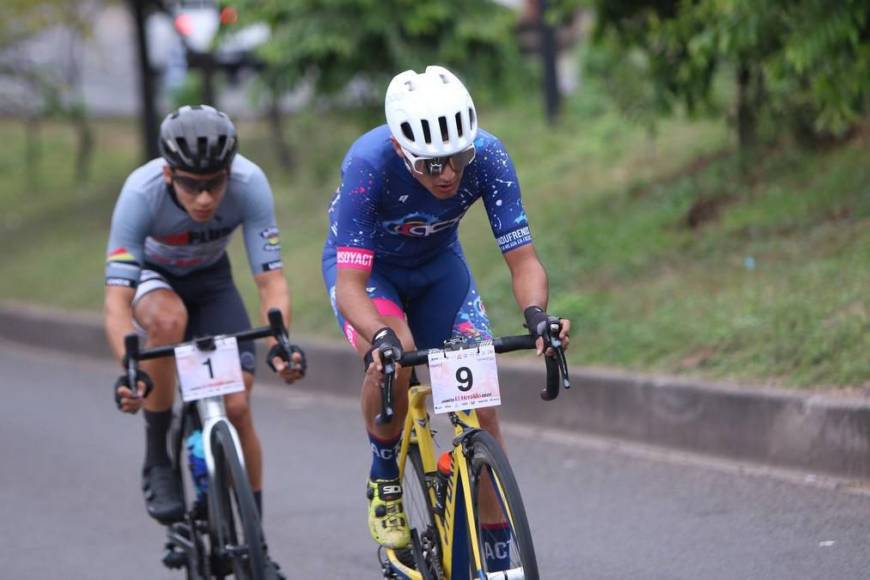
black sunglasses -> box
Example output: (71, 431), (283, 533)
(172, 170), (228, 193)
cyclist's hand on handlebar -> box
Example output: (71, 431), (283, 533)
(113, 370), (153, 414)
(267, 343), (307, 384)
(524, 307), (571, 356)
(364, 327), (403, 374)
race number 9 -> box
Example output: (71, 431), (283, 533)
(456, 366), (473, 391)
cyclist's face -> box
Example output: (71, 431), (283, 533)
(163, 166), (229, 222)
(391, 138), (464, 200)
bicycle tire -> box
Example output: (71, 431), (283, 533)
(402, 443), (442, 579)
(210, 420), (269, 580)
(465, 430), (539, 580)
(173, 409), (207, 580)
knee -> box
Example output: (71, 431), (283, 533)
(477, 407), (499, 429)
(226, 395), (252, 428)
(143, 312), (187, 344)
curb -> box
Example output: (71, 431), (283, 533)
(3, 301), (869, 481)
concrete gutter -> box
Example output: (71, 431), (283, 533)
(2, 301), (869, 481)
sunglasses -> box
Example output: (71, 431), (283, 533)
(401, 145), (476, 176)
(172, 170), (228, 193)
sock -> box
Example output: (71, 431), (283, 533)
(367, 432), (401, 480)
(143, 409), (173, 470)
(254, 490), (263, 518)
(482, 522), (512, 572)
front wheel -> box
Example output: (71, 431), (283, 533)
(402, 443), (443, 578)
(210, 421), (269, 580)
(465, 430), (539, 580)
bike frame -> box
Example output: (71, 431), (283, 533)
(377, 331), (570, 580)
(387, 385), (492, 580)
(127, 308), (293, 577)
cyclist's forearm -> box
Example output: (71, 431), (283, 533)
(505, 246), (549, 311)
(336, 277), (387, 344)
(254, 270), (291, 344)
(104, 286), (136, 366)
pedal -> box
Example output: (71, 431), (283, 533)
(377, 546), (398, 579)
(161, 544), (186, 569)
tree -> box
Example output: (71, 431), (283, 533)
(1, 0), (104, 183)
(234, 0), (528, 107)
(585, 0), (870, 148)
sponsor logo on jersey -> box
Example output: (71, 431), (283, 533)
(382, 212), (463, 237)
(336, 247), (374, 270)
(107, 247), (136, 264)
(262, 259), (283, 272)
(154, 227), (233, 246)
(495, 226), (532, 251)
(105, 277), (135, 287)
(259, 226), (281, 251)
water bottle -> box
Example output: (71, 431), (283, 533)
(186, 429), (209, 503)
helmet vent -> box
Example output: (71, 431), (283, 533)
(176, 137), (192, 161)
(455, 112), (463, 137)
(197, 136), (208, 165)
(438, 116), (449, 142)
(421, 120), (432, 144)
(469, 107), (476, 129)
(215, 134), (228, 158)
(401, 122), (414, 141)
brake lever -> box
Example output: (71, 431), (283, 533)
(267, 308), (292, 357)
(375, 347), (397, 425)
(124, 333), (140, 400)
(540, 321), (571, 400)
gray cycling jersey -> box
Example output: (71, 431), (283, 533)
(105, 154), (283, 287)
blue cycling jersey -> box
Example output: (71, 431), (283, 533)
(323, 125), (532, 268)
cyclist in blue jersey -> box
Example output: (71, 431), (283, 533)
(322, 66), (571, 555)
(105, 105), (305, 529)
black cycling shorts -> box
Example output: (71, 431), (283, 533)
(133, 254), (257, 374)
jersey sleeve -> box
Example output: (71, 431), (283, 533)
(480, 137), (533, 253)
(333, 156), (383, 271)
(105, 184), (151, 287)
(240, 166), (284, 275)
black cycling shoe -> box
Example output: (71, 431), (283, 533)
(142, 464), (185, 524)
(267, 556), (287, 580)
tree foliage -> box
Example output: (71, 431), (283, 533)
(233, 0), (528, 105)
(582, 0), (870, 142)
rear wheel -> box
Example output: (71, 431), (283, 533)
(210, 421), (269, 580)
(465, 430), (539, 580)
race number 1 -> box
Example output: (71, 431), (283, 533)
(428, 344), (501, 414)
(175, 337), (246, 402)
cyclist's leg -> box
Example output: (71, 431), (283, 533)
(323, 256), (415, 440)
(133, 274), (188, 412)
(181, 258), (262, 496)
(404, 248), (507, 520)
(132, 269), (188, 523)
(324, 255), (414, 548)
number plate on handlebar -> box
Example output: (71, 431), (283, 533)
(175, 337), (246, 402)
(428, 343), (500, 414)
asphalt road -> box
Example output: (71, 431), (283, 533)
(3, 340), (870, 579)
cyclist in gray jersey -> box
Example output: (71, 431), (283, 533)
(105, 105), (305, 529)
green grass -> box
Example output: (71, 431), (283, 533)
(0, 102), (866, 388)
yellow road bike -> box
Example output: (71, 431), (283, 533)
(375, 325), (571, 580)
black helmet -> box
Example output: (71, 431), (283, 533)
(158, 105), (238, 173)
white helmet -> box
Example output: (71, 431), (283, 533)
(385, 65), (477, 157)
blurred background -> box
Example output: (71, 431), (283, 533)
(0, 0), (867, 389)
